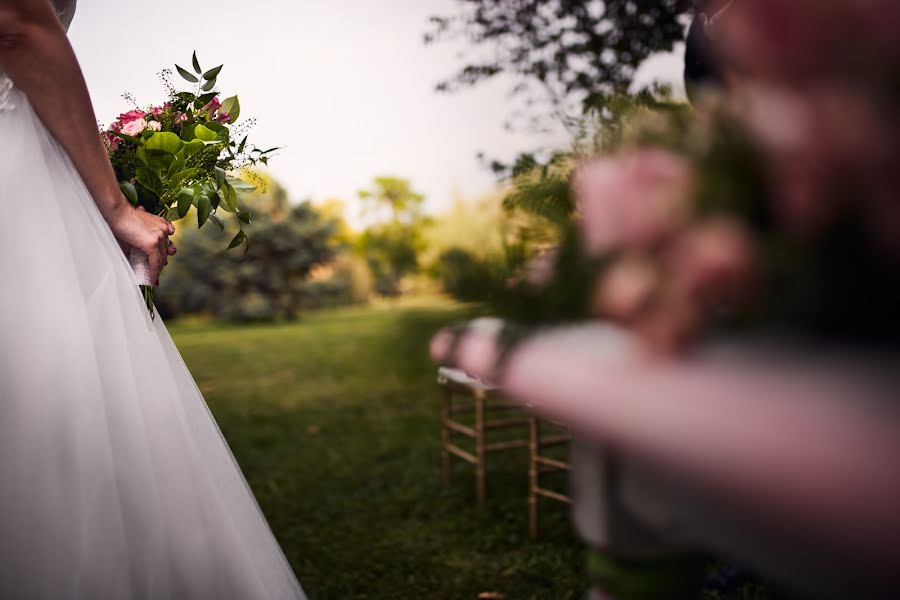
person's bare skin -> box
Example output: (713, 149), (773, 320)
(0, 0), (175, 284)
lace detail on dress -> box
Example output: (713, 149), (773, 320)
(0, 75), (14, 113)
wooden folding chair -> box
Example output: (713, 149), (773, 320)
(438, 367), (530, 506)
(529, 417), (572, 539)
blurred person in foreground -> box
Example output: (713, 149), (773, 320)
(432, 1), (900, 598)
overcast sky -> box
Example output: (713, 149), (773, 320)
(69, 0), (684, 220)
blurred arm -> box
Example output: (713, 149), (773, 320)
(431, 323), (900, 589)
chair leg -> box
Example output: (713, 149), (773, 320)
(475, 393), (486, 507)
(441, 388), (453, 486)
(529, 416), (539, 539)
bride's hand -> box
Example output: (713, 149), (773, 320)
(109, 204), (176, 286)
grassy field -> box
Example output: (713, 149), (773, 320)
(169, 298), (584, 599)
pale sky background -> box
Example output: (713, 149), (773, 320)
(68, 0), (684, 222)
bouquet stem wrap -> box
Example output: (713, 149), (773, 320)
(129, 247), (155, 318)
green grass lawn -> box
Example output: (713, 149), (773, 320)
(169, 298), (584, 599)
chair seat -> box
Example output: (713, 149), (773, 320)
(437, 367), (498, 391)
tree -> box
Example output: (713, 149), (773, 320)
(158, 178), (339, 321)
(356, 177), (429, 296)
(425, 0), (691, 128)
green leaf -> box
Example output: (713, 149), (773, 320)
(219, 96), (240, 123)
(201, 78), (217, 92)
(176, 64), (199, 83)
(196, 92), (218, 106)
(135, 166), (162, 194)
(237, 135), (248, 154)
(167, 151), (186, 178)
(118, 180), (139, 206)
(145, 131), (183, 154)
(220, 182), (237, 212)
(237, 210), (251, 224)
(136, 146), (149, 165)
(182, 139), (205, 157)
(227, 229), (246, 250)
(193, 124), (217, 142)
(177, 187), (193, 218)
(192, 51), (202, 74)
(197, 193), (212, 228)
(226, 176), (257, 194)
(214, 166), (226, 189)
(170, 167), (203, 188)
(203, 65), (223, 80)
(208, 212), (225, 231)
(144, 149), (174, 171)
(203, 122), (229, 137)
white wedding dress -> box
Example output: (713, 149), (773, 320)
(0, 2), (306, 598)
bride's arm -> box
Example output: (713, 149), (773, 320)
(0, 0), (174, 284)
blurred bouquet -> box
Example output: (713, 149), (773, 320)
(490, 0), (900, 358)
(104, 52), (277, 317)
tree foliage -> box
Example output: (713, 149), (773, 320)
(356, 177), (430, 295)
(158, 179), (340, 321)
(426, 0), (691, 126)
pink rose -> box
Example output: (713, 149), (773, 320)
(573, 149), (695, 256)
(175, 113), (188, 123)
(121, 119), (147, 137)
(147, 120), (162, 131)
(150, 106), (164, 116)
(117, 109), (146, 123)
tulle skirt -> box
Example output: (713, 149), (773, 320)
(0, 86), (305, 599)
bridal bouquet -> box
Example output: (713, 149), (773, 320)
(104, 52), (277, 317)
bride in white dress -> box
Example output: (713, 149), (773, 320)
(0, 1), (306, 597)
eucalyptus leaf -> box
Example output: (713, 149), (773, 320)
(203, 65), (223, 80)
(197, 194), (212, 228)
(191, 51), (202, 74)
(197, 92), (218, 105)
(227, 229), (246, 250)
(176, 64), (199, 83)
(177, 187), (193, 218)
(214, 167), (226, 189)
(221, 182), (237, 212)
(118, 180), (139, 206)
(226, 176), (257, 194)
